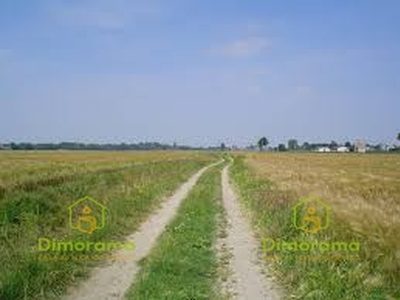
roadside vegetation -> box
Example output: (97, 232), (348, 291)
(126, 163), (225, 300)
(230, 153), (400, 299)
(0, 151), (217, 299)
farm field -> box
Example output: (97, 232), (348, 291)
(230, 153), (400, 299)
(0, 151), (218, 299)
(1, 150), (399, 300)
(0, 151), (211, 192)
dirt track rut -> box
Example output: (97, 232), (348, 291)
(220, 164), (281, 300)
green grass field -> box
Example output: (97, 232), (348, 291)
(0, 151), (217, 299)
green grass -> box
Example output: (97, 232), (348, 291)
(126, 163), (225, 300)
(0, 157), (216, 300)
(230, 155), (399, 300)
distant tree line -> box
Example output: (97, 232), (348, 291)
(0, 142), (204, 151)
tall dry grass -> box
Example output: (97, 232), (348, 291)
(231, 153), (400, 298)
(246, 153), (400, 250)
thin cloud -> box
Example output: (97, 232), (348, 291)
(208, 36), (271, 58)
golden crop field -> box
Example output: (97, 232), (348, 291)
(0, 151), (212, 190)
(231, 152), (400, 298)
(246, 153), (400, 247)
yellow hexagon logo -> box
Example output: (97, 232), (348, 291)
(292, 196), (331, 234)
(68, 196), (107, 234)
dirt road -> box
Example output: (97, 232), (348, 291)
(63, 161), (221, 300)
(63, 160), (281, 300)
(220, 164), (282, 300)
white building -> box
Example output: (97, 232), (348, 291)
(317, 147), (331, 152)
(354, 140), (367, 153)
(337, 146), (350, 153)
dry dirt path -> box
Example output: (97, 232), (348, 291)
(220, 164), (282, 300)
(63, 160), (221, 300)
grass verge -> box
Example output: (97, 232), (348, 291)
(230, 155), (399, 300)
(126, 163), (225, 300)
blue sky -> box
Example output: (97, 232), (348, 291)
(1, 0), (399, 147)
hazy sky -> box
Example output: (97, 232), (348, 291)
(1, 0), (399, 147)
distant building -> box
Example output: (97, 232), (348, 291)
(337, 146), (350, 153)
(354, 140), (367, 153)
(317, 147), (331, 152)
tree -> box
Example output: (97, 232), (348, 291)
(329, 140), (338, 150)
(10, 142), (19, 150)
(221, 143), (226, 150)
(302, 142), (311, 151)
(288, 139), (299, 151)
(344, 141), (355, 152)
(258, 137), (269, 151)
(397, 133), (400, 142)
(278, 144), (287, 151)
